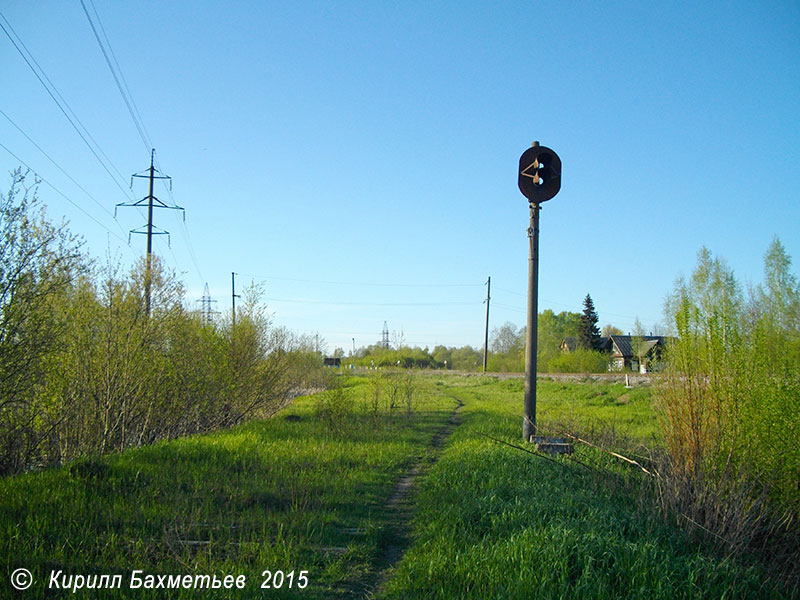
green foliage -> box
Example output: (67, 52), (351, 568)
(578, 293), (601, 349)
(659, 242), (800, 572)
(432, 344), (482, 371)
(0, 376), (456, 599)
(548, 348), (610, 373)
(0, 171), (84, 474)
(487, 321), (525, 372)
(0, 173), (324, 475)
(381, 377), (790, 599)
(1, 375), (792, 597)
(485, 312), (583, 373)
(537, 309), (581, 371)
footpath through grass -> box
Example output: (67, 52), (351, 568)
(379, 376), (796, 600)
(1, 374), (795, 599)
(0, 374), (455, 599)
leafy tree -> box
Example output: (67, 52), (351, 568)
(601, 324), (623, 337)
(537, 309), (581, 371)
(578, 294), (600, 349)
(490, 322), (524, 354)
(0, 170), (83, 473)
(660, 241), (800, 550)
(488, 322), (525, 372)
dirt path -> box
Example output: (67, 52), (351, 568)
(361, 395), (464, 598)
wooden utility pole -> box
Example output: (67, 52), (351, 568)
(231, 272), (240, 327)
(483, 276), (491, 373)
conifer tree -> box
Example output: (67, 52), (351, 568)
(578, 293), (600, 349)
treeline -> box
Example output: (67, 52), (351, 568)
(486, 300), (611, 373)
(345, 303), (609, 373)
(0, 171), (324, 475)
(352, 344), (483, 370)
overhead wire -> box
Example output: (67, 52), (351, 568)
(241, 273), (484, 288)
(78, 4), (206, 288)
(265, 298), (481, 307)
(80, 0), (152, 154)
(0, 109), (131, 242)
(0, 10), (135, 203)
(0, 141), (131, 248)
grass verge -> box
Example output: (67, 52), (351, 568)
(379, 377), (796, 599)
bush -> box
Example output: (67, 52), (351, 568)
(657, 242), (800, 583)
(0, 173), (325, 474)
(547, 348), (610, 373)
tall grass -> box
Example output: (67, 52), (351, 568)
(0, 376), (456, 599)
(380, 377), (793, 599)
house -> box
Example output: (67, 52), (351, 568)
(560, 335), (670, 373)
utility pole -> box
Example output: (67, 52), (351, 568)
(117, 149), (183, 314)
(483, 276), (491, 373)
(231, 272), (240, 327)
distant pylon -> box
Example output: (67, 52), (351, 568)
(198, 282), (219, 325)
(382, 321), (390, 349)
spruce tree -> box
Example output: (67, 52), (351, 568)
(578, 293), (600, 349)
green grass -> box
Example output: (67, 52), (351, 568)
(1, 374), (794, 599)
(380, 376), (796, 599)
(0, 375), (455, 598)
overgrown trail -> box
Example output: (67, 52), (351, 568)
(360, 394), (464, 598)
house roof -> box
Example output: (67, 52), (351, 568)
(560, 335), (670, 359)
(609, 335), (666, 358)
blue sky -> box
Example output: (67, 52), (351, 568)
(2, 1), (798, 352)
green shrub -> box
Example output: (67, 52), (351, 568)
(547, 348), (610, 373)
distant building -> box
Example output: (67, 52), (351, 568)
(323, 357), (341, 368)
(560, 335), (671, 373)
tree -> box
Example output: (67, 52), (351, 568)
(0, 170), (83, 473)
(578, 294), (600, 349)
(490, 322), (524, 354)
(601, 324), (623, 337)
(537, 309), (581, 371)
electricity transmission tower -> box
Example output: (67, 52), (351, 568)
(198, 282), (219, 325)
(116, 149), (184, 314)
(382, 321), (390, 349)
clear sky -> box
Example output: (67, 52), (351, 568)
(2, 1), (798, 353)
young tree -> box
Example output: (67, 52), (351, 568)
(578, 294), (600, 349)
(0, 170), (83, 473)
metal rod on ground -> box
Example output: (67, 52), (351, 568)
(483, 276), (491, 373)
(523, 203), (540, 441)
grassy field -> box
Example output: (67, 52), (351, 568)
(1, 374), (794, 599)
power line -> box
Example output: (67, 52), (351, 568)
(0, 109), (125, 228)
(242, 272), (483, 288)
(0, 141), (130, 247)
(0, 11), (134, 202)
(78, 5), (205, 287)
(264, 297), (480, 307)
(79, 0), (152, 153)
